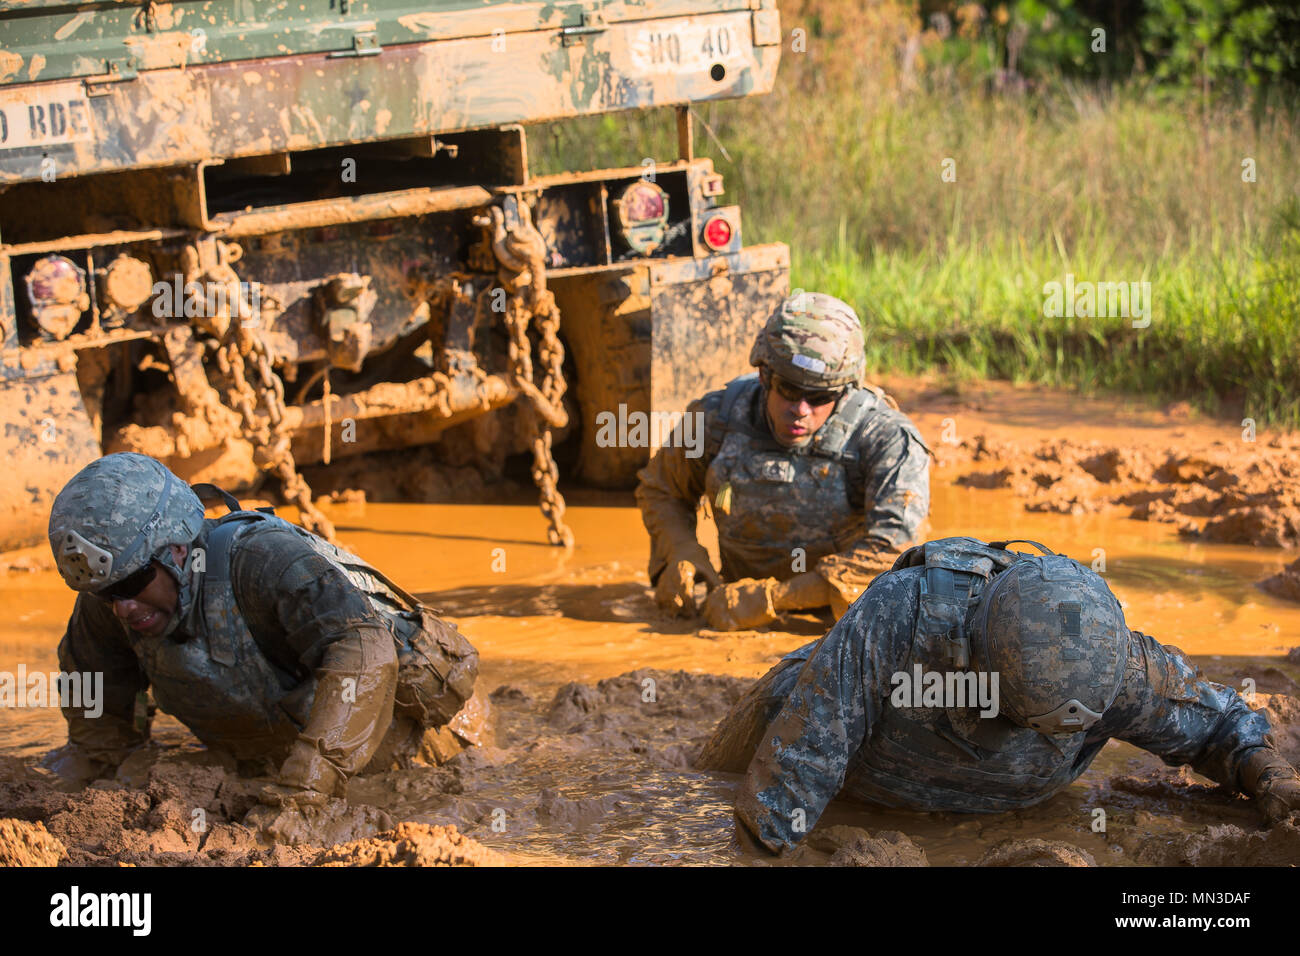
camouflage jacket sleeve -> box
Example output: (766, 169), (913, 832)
(231, 525), (398, 795)
(635, 391), (724, 584)
(1086, 629), (1274, 789)
(816, 409), (931, 600)
(734, 570), (916, 852)
(55, 594), (148, 764)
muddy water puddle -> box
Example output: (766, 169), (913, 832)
(2, 483), (1298, 865)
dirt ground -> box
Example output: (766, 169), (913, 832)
(2, 374), (1299, 866)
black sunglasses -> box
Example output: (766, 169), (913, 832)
(97, 562), (158, 602)
(767, 372), (844, 407)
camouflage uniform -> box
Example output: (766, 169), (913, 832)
(636, 293), (931, 610)
(48, 454), (483, 797)
(698, 537), (1286, 854)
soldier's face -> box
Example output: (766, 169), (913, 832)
(764, 374), (839, 446)
(109, 545), (186, 637)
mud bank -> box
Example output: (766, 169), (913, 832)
(883, 375), (1300, 602)
(0, 749), (499, 867)
(947, 433), (1300, 546)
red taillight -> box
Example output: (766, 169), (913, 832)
(702, 215), (733, 250)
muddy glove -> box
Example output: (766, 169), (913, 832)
(704, 578), (779, 631)
(256, 782), (331, 812)
(1241, 749), (1300, 825)
(655, 543), (722, 616)
(243, 781), (335, 845)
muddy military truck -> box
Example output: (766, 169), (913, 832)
(0, 0), (789, 550)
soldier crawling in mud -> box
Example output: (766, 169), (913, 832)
(697, 537), (1300, 854)
(42, 452), (489, 839)
(636, 292), (931, 632)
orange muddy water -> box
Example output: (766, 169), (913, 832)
(2, 377), (1299, 866)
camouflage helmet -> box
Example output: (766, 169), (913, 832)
(969, 555), (1127, 735)
(48, 453), (204, 593)
(749, 291), (865, 389)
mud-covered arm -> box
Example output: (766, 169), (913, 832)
(1088, 629), (1274, 789)
(635, 393), (718, 584)
(50, 594), (148, 769)
(734, 572), (912, 852)
(814, 415), (931, 606)
(233, 527), (398, 796)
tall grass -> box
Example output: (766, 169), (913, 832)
(530, 0), (1300, 426)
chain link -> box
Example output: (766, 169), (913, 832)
(490, 287), (573, 548)
(216, 328), (336, 542)
(182, 240), (337, 541)
(481, 201), (574, 549)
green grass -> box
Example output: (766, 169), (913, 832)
(528, 1), (1300, 426)
(796, 225), (1300, 425)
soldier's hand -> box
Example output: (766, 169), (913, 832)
(257, 782), (331, 811)
(245, 785), (334, 845)
(1241, 749), (1300, 825)
(656, 546), (721, 616)
(39, 744), (115, 790)
(704, 578), (779, 631)
(732, 813), (777, 858)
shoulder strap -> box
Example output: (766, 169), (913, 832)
(203, 511), (274, 585)
(812, 387), (875, 462)
(705, 373), (761, 462)
(192, 482), (277, 516)
(860, 382), (900, 412)
(988, 539), (1056, 556)
(196, 511), (271, 659)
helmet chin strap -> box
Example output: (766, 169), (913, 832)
(153, 544), (198, 641)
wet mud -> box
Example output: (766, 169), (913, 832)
(3, 375), (1299, 866)
(885, 375), (1300, 602)
(951, 434), (1300, 548)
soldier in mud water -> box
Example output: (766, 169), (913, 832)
(636, 292), (931, 632)
(697, 537), (1300, 854)
(42, 452), (489, 838)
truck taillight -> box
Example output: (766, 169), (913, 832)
(702, 214), (733, 251)
(620, 181), (665, 222)
(25, 255), (89, 341)
(613, 180), (670, 255)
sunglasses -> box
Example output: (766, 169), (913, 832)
(97, 563), (158, 602)
(767, 373), (844, 407)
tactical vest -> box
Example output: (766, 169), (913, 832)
(702, 374), (884, 581)
(843, 537), (1110, 812)
(131, 509), (426, 761)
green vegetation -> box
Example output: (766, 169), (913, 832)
(531, 1), (1300, 426)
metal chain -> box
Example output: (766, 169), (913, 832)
(475, 199), (574, 549)
(497, 288), (573, 549)
(216, 330), (336, 542)
(186, 240), (336, 542)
